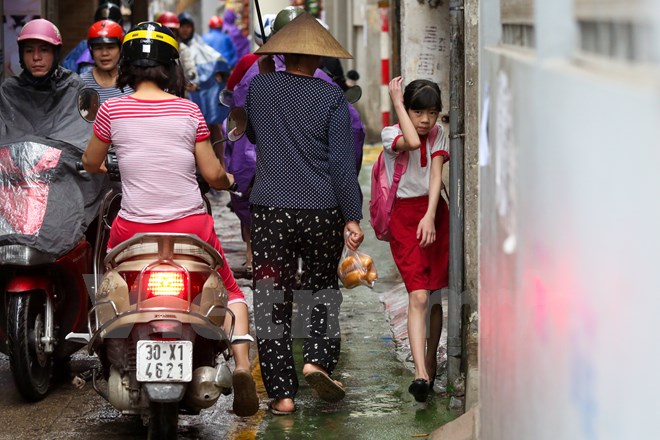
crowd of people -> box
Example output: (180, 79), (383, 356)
(0, 0), (449, 418)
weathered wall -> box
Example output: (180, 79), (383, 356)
(400, 0), (451, 128)
(479, 0), (660, 438)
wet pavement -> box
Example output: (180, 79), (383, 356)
(0, 152), (458, 439)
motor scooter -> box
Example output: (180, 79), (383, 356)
(67, 90), (251, 439)
(0, 140), (97, 401)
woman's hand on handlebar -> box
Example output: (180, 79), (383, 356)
(82, 133), (111, 173)
(344, 221), (364, 251)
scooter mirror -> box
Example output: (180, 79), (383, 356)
(226, 107), (247, 142)
(77, 88), (100, 123)
(344, 85), (362, 104)
(219, 88), (234, 108)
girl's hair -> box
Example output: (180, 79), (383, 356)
(117, 61), (186, 97)
(403, 79), (442, 112)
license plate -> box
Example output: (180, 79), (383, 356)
(136, 340), (193, 382)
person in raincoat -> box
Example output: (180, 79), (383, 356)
(0, 18), (106, 256)
(177, 12), (232, 150)
(219, 13), (276, 273)
(222, 8), (250, 60)
(202, 15), (237, 68)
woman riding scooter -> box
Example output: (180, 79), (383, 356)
(81, 21), (259, 418)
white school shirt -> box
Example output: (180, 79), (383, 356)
(381, 124), (449, 199)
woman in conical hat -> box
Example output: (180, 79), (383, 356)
(246, 11), (364, 415)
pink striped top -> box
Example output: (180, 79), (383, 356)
(94, 96), (211, 223)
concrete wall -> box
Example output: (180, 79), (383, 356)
(479, 0), (660, 439)
(400, 0), (451, 130)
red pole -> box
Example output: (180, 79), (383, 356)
(380, 6), (390, 127)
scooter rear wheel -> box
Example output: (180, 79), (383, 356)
(7, 291), (53, 401)
(148, 401), (179, 440)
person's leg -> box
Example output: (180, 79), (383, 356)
(242, 223), (253, 268)
(226, 300), (259, 417)
(251, 206), (299, 412)
(298, 208), (344, 378)
(226, 301), (251, 371)
(296, 209), (346, 402)
(408, 289), (431, 382)
(425, 299), (443, 385)
(196, 215), (258, 416)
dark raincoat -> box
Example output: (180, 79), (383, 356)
(0, 68), (107, 256)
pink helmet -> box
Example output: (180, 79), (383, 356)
(17, 18), (62, 46)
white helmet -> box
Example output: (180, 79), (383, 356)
(253, 14), (276, 47)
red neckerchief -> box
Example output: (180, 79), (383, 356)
(419, 134), (428, 167)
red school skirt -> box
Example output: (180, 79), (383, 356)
(389, 195), (449, 292)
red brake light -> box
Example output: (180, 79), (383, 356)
(144, 271), (188, 299)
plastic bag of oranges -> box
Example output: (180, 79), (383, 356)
(337, 246), (378, 289)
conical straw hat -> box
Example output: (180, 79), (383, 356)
(256, 11), (352, 59)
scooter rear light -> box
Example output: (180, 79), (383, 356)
(119, 270), (210, 303)
(143, 271), (188, 300)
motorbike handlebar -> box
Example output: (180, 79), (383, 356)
(77, 153), (121, 181)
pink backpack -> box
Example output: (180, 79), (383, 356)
(369, 126), (438, 241)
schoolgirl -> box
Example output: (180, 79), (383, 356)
(381, 76), (450, 402)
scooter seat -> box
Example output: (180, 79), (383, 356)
(113, 242), (215, 265)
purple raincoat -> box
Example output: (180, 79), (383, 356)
(222, 9), (250, 61)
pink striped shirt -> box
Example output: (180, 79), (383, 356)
(94, 96), (211, 223)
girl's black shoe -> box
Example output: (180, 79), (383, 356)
(408, 379), (430, 402)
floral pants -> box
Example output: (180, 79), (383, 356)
(251, 205), (345, 399)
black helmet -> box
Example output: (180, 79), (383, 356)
(178, 12), (195, 28)
(121, 21), (178, 67)
(95, 2), (123, 26)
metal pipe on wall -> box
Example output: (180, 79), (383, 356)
(448, 0), (465, 386)
(0, 0), (4, 84)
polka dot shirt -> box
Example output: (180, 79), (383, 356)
(246, 71), (363, 222)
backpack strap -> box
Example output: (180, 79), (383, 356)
(385, 151), (409, 215)
(428, 125), (439, 151)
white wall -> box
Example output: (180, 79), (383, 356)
(479, 0), (660, 439)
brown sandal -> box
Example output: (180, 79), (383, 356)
(232, 370), (259, 417)
(304, 370), (345, 403)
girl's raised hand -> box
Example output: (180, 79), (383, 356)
(388, 76), (404, 105)
(416, 215), (436, 248)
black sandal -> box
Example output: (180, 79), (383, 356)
(408, 379), (430, 402)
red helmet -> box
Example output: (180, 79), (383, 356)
(88, 20), (124, 46)
(208, 15), (223, 29)
(156, 11), (180, 29)
(17, 18), (62, 46)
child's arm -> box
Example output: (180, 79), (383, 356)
(388, 76), (421, 152)
(417, 155), (443, 247)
